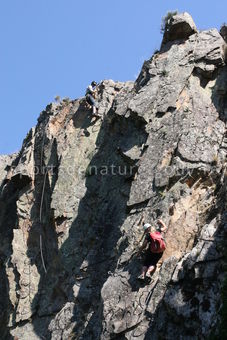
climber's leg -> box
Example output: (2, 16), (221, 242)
(146, 265), (156, 277)
(146, 253), (163, 277)
(137, 266), (148, 280)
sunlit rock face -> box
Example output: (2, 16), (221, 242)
(0, 13), (227, 340)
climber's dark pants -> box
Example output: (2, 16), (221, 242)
(143, 251), (163, 268)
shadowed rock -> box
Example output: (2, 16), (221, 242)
(220, 24), (227, 42)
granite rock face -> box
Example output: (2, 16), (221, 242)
(0, 154), (17, 185)
(0, 13), (227, 340)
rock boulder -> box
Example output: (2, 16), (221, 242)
(162, 12), (197, 45)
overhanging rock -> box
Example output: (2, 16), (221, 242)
(162, 12), (197, 45)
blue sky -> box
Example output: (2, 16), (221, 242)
(0, 0), (227, 154)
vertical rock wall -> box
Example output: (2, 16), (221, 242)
(0, 12), (227, 340)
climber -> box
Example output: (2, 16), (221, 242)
(85, 81), (99, 116)
(137, 217), (167, 282)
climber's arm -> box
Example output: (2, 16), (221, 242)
(137, 216), (146, 241)
(139, 215), (145, 227)
(157, 219), (167, 233)
(137, 239), (148, 257)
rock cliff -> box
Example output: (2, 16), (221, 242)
(1, 13), (227, 340)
